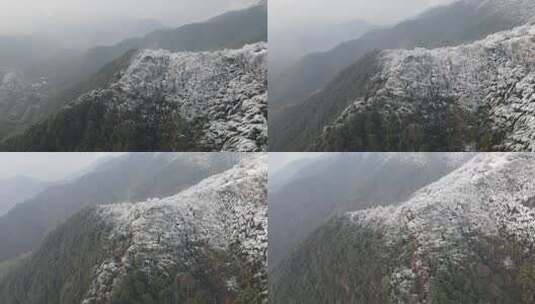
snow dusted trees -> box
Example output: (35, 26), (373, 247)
(1, 43), (266, 152)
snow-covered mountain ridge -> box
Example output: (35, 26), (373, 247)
(67, 43), (266, 151)
(268, 152), (475, 269)
(82, 154), (267, 303)
(2, 43), (267, 151)
(317, 24), (535, 151)
(349, 153), (535, 240)
(345, 153), (535, 302)
(270, 153), (535, 303)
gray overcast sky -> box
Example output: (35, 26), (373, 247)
(270, 153), (326, 175)
(270, 0), (457, 31)
(0, 0), (257, 35)
(0, 153), (122, 182)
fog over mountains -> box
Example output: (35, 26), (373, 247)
(0, 176), (50, 216)
(269, 19), (378, 78)
(0, 0), (259, 36)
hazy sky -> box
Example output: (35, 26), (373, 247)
(0, 153), (123, 182)
(0, 0), (256, 35)
(271, 0), (457, 31)
(270, 153), (326, 175)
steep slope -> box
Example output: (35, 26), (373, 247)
(270, 0), (535, 112)
(0, 154), (267, 304)
(0, 153), (238, 262)
(0, 176), (50, 216)
(2, 43), (267, 151)
(271, 153), (535, 303)
(276, 24), (535, 151)
(269, 153), (474, 267)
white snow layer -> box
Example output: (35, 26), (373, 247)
(81, 154), (268, 303)
(347, 153), (535, 302)
(323, 24), (535, 151)
(73, 43), (267, 152)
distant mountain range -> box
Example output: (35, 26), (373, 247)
(0, 36), (73, 70)
(0, 18), (167, 85)
(37, 17), (166, 50)
(269, 19), (378, 78)
(77, 3), (267, 86)
(271, 153), (535, 303)
(0, 154), (267, 304)
(0, 176), (50, 216)
(271, 0), (535, 151)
